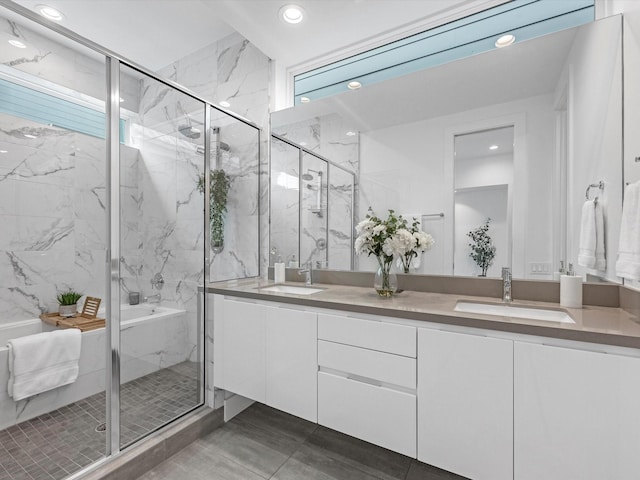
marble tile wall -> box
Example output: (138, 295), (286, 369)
(0, 114), (119, 325)
(149, 31), (269, 282)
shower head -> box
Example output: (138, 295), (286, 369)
(178, 124), (201, 139)
(302, 168), (322, 181)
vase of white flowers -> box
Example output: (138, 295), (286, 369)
(467, 218), (496, 277)
(355, 209), (402, 297)
(396, 216), (435, 273)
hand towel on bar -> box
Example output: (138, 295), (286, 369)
(7, 328), (81, 401)
(578, 199), (606, 270)
(403, 214), (422, 269)
(616, 182), (640, 280)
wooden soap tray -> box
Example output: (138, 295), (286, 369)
(40, 312), (106, 332)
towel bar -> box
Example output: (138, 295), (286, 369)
(585, 181), (604, 200)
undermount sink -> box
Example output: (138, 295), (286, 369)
(454, 301), (575, 324)
(258, 285), (325, 295)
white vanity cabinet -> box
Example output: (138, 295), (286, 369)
(265, 305), (317, 422)
(417, 328), (513, 480)
(214, 297), (317, 422)
(514, 341), (640, 480)
(216, 298), (266, 403)
(317, 313), (417, 457)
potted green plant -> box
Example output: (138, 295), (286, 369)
(57, 290), (83, 317)
(467, 218), (496, 277)
(197, 169), (231, 253)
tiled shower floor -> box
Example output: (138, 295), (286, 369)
(0, 362), (199, 480)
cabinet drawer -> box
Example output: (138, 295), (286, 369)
(318, 313), (416, 357)
(318, 340), (416, 389)
(318, 372), (416, 457)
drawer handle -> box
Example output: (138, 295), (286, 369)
(346, 373), (383, 388)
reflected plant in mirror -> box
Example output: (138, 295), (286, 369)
(198, 169), (231, 253)
(467, 219), (496, 277)
(397, 217), (435, 273)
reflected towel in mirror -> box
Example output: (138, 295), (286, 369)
(578, 199), (606, 271)
(616, 182), (640, 280)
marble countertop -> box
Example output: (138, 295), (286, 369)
(205, 279), (640, 349)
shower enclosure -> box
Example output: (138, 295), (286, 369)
(271, 134), (355, 270)
(0, 3), (260, 479)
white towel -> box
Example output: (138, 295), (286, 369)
(578, 200), (606, 270)
(616, 182), (640, 280)
(8, 328), (81, 401)
(403, 214), (422, 269)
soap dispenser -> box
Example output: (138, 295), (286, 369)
(553, 260), (565, 281)
(560, 263), (582, 308)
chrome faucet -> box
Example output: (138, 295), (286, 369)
(298, 263), (312, 286)
(502, 267), (512, 304)
(144, 293), (161, 304)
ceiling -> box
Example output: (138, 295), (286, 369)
(10, 0), (505, 72)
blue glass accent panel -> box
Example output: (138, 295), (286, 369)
(294, 0), (594, 104)
(0, 77), (109, 139)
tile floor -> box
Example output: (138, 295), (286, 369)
(137, 402), (468, 480)
(0, 362), (199, 480)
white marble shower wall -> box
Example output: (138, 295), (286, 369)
(0, 115), (142, 325)
(145, 31), (268, 282)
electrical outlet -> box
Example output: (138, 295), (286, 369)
(529, 262), (552, 274)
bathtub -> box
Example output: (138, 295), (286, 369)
(0, 304), (191, 430)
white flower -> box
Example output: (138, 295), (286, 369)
(382, 229), (414, 257)
(372, 224), (386, 235)
(355, 219), (375, 235)
(414, 231), (435, 252)
(354, 235), (370, 255)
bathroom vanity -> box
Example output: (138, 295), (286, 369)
(207, 279), (640, 480)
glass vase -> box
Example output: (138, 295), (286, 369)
(374, 258), (397, 297)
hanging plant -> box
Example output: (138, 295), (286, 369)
(197, 169), (231, 253)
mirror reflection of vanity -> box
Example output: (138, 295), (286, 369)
(271, 14), (623, 283)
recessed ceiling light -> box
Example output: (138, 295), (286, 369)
(36, 5), (64, 21)
(300, 96), (310, 103)
(300, 141), (307, 146)
(346, 131), (356, 136)
(0, 150), (7, 153)
(280, 4), (305, 24)
(495, 34), (515, 48)
(24, 134), (37, 139)
(489, 145), (499, 150)
(219, 100), (231, 108)
(8, 39), (26, 49)
(347, 81), (362, 90)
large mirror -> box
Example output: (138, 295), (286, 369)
(271, 14), (623, 282)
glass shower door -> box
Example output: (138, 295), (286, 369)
(118, 64), (205, 448)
